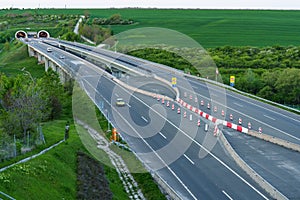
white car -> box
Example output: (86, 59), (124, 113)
(47, 47), (52, 52)
(116, 98), (125, 107)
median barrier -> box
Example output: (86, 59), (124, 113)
(247, 130), (300, 153)
(219, 131), (288, 200)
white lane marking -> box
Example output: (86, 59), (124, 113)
(189, 79), (300, 124)
(159, 132), (167, 139)
(233, 102), (243, 107)
(211, 93), (218, 97)
(115, 93), (119, 97)
(141, 116), (148, 123)
(126, 103), (131, 108)
(183, 154), (194, 165)
(192, 85), (198, 89)
(222, 190), (233, 200)
(264, 115), (276, 121)
(177, 84), (300, 142)
(83, 76), (268, 200)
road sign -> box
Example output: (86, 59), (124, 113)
(172, 77), (177, 87)
(230, 76), (235, 87)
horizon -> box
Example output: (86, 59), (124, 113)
(1, 0), (300, 10)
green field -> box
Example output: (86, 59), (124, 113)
(2, 9), (300, 47)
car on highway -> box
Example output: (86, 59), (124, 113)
(47, 47), (52, 52)
(116, 98), (125, 107)
(59, 55), (65, 59)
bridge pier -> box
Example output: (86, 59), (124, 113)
(28, 46), (35, 57)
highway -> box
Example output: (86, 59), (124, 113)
(27, 38), (300, 199)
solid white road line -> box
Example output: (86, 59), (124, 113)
(264, 115), (276, 121)
(141, 116), (148, 123)
(115, 93), (119, 97)
(233, 102), (243, 107)
(222, 190), (233, 200)
(183, 154), (194, 165)
(159, 132), (167, 139)
(126, 103), (131, 108)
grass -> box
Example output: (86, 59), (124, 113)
(0, 43), (45, 78)
(2, 9), (300, 47)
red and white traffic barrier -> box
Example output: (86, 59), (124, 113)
(172, 104), (175, 110)
(178, 98), (251, 134)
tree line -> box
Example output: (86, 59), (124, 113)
(0, 69), (71, 158)
(128, 47), (300, 106)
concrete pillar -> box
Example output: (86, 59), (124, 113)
(45, 57), (49, 72)
(27, 46), (35, 57)
(37, 53), (42, 63)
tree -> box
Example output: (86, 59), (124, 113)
(237, 69), (263, 94)
(275, 68), (300, 105)
(37, 69), (65, 120)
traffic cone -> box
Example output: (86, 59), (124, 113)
(201, 100), (204, 106)
(221, 110), (225, 116)
(177, 108), (181, 114)
(238, 117), (242, 125)
(184, 111), (187, 118)
(162, 98), (165, 104)
(195, 97), (198, 103)
(172, 104), (175, 110)
(190, 95), (192, 100)
(213, 125), (218, 136)
(258, 127), (262, 133)
(157, 96), (160, 101)
(166, 101), (170, 107)
(248, 122), (251, 129)
(207, 103), (210, 109)
(214, 106), (217, 112)
(197, 119), (201, 127)
(230, 114), (233, 121)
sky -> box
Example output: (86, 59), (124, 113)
(1, 0), (300, 10)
